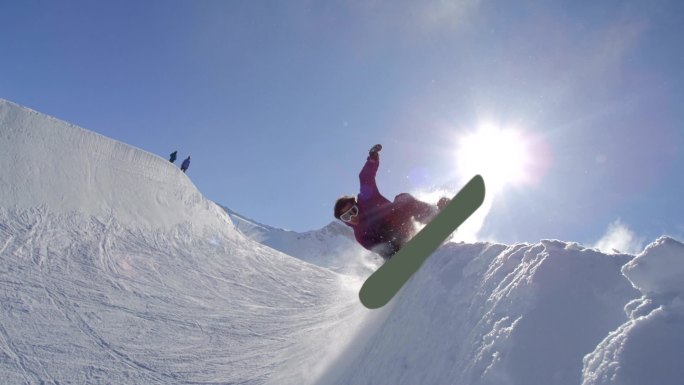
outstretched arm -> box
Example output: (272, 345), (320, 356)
(359, 144), (382, 199)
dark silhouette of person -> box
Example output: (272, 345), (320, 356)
(180, 156), (191, 173)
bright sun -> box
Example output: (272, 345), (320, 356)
(456, 123), (535, 191)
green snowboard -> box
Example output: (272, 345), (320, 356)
(359, 175), (486, 309)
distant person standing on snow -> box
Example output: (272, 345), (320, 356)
(180, 156), (191, 173)
(169, 150), (178, 163)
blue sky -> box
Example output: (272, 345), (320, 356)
(2, 1), (683, 247)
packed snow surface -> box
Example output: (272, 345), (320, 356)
(1, 99), (684, 385)
(223, 207), (379, 277)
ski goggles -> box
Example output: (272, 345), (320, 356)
(340, 205), (359, 222)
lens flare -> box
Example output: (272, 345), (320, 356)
(455, 123), (546, 192)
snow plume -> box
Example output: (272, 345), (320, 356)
(414, 185), (494, 242)
(594, 219), (646, 255)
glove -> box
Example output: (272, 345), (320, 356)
(368, 144), (382, 160)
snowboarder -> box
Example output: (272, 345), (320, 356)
(334, 144), (450, 260)
(169, 150), (178, 163)
(180, 156), (191, 173)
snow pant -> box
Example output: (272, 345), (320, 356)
(373, 194), (438, 260)
(393, 193), (439, 225)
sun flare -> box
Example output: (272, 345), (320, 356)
(456, 124), (536, 191)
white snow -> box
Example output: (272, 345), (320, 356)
(0, 99), (378, 384)
(582, 237), (684, 385)
(1, 98), (684, 385)
(223, 206), (380, 277)
(0, 100), (229, 231)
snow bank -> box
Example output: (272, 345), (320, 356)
(0, 207), (366, 384)
(0, 99), (371, 384)
(0, 99), (229, 231)
(324, 240), (641, 385)
(582, 237), (684, 385)
(622, 236), (684, 296)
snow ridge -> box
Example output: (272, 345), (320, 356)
(323, 240), (642, 385)
(0, 99), (229, 231)
(582, 236), (684, 385)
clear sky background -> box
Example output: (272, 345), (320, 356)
(1, 1), (683, 249)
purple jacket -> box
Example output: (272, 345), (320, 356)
(346, 157), (415, 258)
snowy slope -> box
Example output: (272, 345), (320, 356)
(0, 100), (228, 231)
(319, 237), (684, 385)
(2, 98), (684, 385)
(322, 241), (622, 384)
(0, 99), (375, 384)
(223, 206), (379, 276)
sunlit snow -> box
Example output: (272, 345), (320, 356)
(1, 99), (683, 385)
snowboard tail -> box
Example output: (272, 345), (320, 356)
(359, 175), (486, 309)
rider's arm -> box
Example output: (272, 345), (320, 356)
(359, 155), (380, 200)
